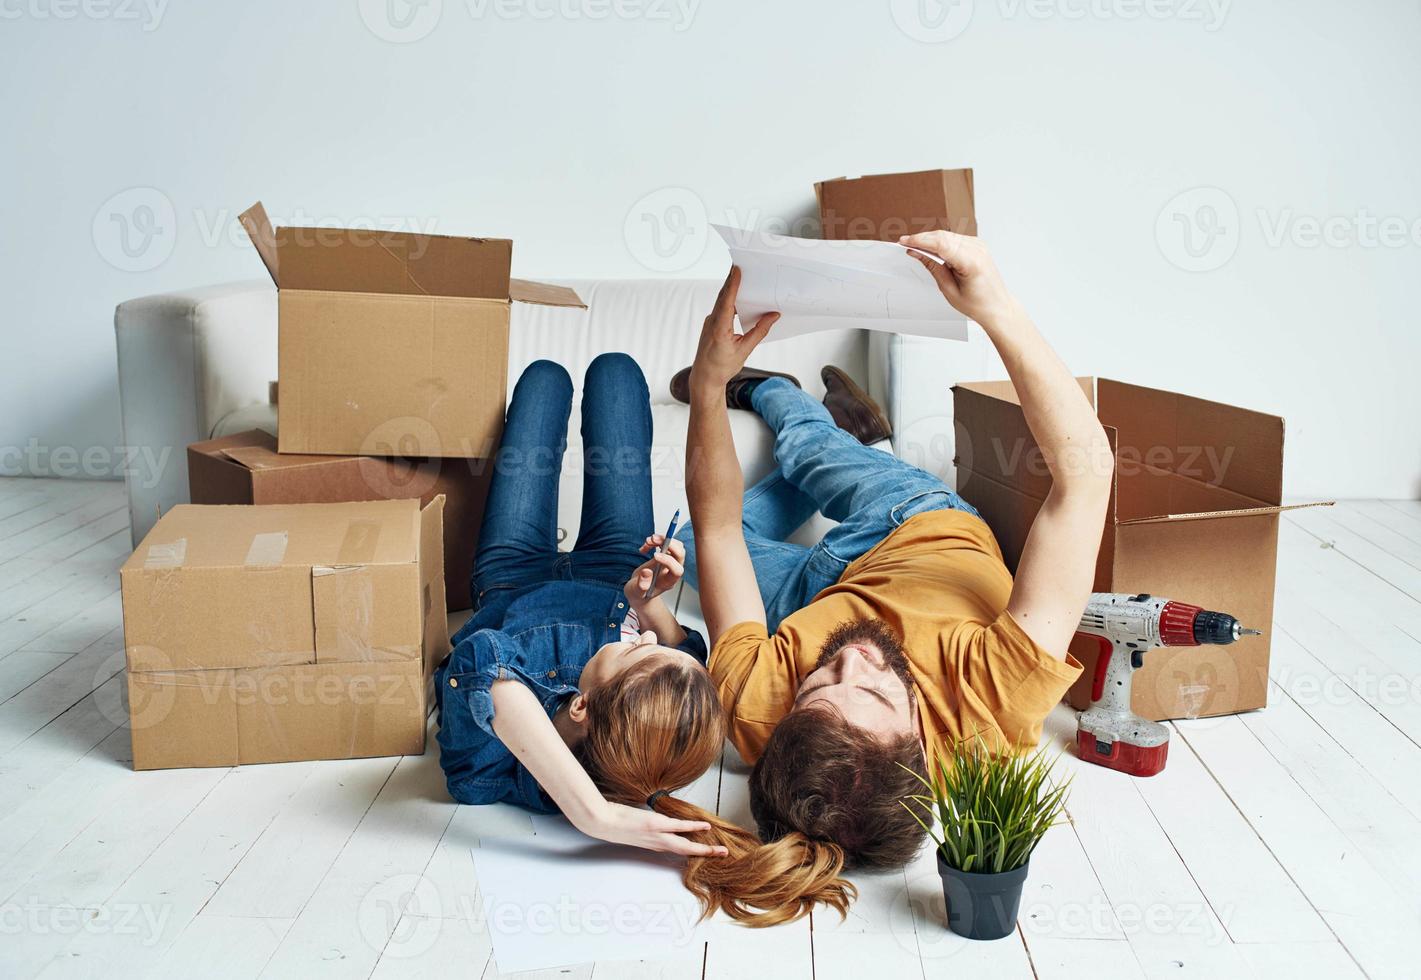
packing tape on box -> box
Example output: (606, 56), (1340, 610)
(144, 538), (187, 569)
(313, 565), (375, 662)
(336, 520), (381, 566)
(245, 531), (289, 567)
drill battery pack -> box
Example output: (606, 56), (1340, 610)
(1077, 729), (1169, 777)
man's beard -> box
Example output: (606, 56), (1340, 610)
(815, 618), (916, 696)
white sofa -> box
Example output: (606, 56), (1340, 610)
(114, 279), (980, 554)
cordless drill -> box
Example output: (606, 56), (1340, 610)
(1075, 593), (1261, 777)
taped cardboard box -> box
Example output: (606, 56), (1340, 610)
(816, 168), (977, 241)
(188, 429), (491, 611)
(238, 201), (585, 459)
(119, 498), (451, 770)
(953, 378), (1331, 721)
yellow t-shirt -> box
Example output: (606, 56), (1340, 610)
(711, 509), (1082, 764)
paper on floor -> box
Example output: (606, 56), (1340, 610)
(714, 225), (971, 342)
(470, 814), (715, 973)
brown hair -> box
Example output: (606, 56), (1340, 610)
(573, 659), (856, 927)
(750, 705), (928, 869)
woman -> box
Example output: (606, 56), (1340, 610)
(435, 353), (853, 925)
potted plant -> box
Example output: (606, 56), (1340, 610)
(903, 736), (1071, 940)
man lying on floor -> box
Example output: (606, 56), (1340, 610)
(679, 231), (1113, 870)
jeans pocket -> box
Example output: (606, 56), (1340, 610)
(889, 489), (962, 526)
(436, 681), (473, 748)
(806, 542), (851, 584)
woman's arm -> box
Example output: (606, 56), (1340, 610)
(633, 597), (686, 647)
(488, 679), (726, 857)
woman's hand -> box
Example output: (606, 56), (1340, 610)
(624, 535), (686, 607)
(690, 267), (779, 392)
(572, 799), (728, 858)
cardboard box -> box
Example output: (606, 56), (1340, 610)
(953, 378), (1329, 721)
(188, 430), (490, 611)
(120, 498), (451, 770)
(816, 168), (977, 241)
(238, 201), (584, 459)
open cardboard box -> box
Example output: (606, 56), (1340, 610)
(954, 378), (1331, 721)
(238, 201), (585, 459)
(188, 429), (491, 611)
(119, 497), (450, 769)
(816, 168), (977, 241)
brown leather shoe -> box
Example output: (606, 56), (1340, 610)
(822, 366), (892, 445)
(669, 366), (801, 410)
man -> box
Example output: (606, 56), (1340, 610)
(680, 231), (1113, 869)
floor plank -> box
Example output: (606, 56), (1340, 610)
(1268, 625), (1421, 821)
(0, 628), (126, 759)
(0, 494), (127, 564)
(258, 752), (456, 977)
(28, 763), (312, 978)
(148, 914), (294, 980)
(1176, 715), (1414, 978)
(200, 755), (403, 919)
(1240, 677), (1421, 917)
(1288, 504), (1421, 603)
(1136, 728), (1329, 944)
(0, 650), (69, 704)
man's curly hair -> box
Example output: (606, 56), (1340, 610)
(749, 704), (928, 869)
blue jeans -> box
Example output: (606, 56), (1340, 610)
(682, 378), (979, 632)
(472, 354), (654, 604)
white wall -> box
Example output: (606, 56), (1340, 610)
(2, 0), (1418, 499)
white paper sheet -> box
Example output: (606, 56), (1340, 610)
(470, 815), (715, 973)
(713, 224), (971, 342)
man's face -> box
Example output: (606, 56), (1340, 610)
(793, 619), (918, 738)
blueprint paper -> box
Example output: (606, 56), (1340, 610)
(713, 225), (970, 342)
(470, 815), (716, 973)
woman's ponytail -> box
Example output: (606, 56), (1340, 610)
(575, 658), (857, 926)
(652, 794), (857, 927)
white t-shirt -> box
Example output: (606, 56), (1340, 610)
(619, 607), (641, 643)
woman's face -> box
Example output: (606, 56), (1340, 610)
(579, 630), (703, 696)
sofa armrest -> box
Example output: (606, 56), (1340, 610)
(115, 280), (276, 543)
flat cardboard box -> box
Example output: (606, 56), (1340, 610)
(953, 378), (1330, 721)
(188, 430), (490, 610)
(238, 201), (585, 459)
(816, 168), (977, 241)
(119, 497), (450, 770)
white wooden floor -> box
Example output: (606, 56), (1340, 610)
(2, 478), (1420, 979)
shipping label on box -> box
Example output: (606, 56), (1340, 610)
(237, 201), (585, 460)
(119, 497), (451, 770)
(953, 377), (1330, 721)
(188, 429), (491, 610)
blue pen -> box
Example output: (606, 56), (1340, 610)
(643, 509), (682, 599)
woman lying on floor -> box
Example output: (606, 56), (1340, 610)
(434, 353), (852, 926)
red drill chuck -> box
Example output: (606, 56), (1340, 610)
(1158, 600), (1259, 647)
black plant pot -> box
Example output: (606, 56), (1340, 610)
(936, 853), (1030, 941)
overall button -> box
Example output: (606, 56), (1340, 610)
(546, 670), (557, 680)
(608, 623), (617, 629)
(448, 678), (458, 689)
(616, 602), (625, 610)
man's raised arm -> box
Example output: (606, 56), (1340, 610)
(902, 232), (1114, 658)
(685, 268), (778, 643)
